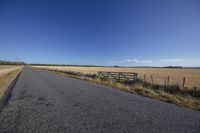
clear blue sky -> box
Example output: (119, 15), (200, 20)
(0, 0), (200, 66)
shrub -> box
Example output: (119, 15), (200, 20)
(151, 84), (160, 91)
(85, 74), (97, 79)
(142, 81), (151, 88)
(163, 84), (180, 95)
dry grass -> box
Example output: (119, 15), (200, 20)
(37, 68), (200, 111)
(0, 65), (21, 76)
(0, 67), (22, 98)
(33, 66), (200, 89)
(0, 65), (17, 70)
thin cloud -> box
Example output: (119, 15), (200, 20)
(125, 59), (152, 63)
(109, 59), (152, 65)
(110, 58), (194, 66)
(160, 59), (185, 62)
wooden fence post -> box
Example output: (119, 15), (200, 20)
(106, 72), (108, 79)
(167, 76), (170, 84)
(144, 74), (146, 82)
(151, 75), (154, 84)
(182, 77), (186, 87)
(135, 74), (137, 81)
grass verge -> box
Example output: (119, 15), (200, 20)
(38, 68), (200, 111)
(0, 68), (22, 99)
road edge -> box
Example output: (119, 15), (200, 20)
(0, 69), (22, 112)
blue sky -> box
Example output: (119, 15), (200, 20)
(0, 0), (200, 66)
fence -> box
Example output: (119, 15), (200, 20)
(97, 71), (138, 83)
(142, 74), (187, 88)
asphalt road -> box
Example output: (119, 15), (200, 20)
(0, 67), (200, 133)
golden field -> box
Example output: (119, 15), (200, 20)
(0, 65), (22, 98)
(0, 65), (21, 76)
(0, 65), (17, 70)
(33, 66), (200, 89)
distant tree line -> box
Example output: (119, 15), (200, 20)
(163, 66), (183, 68)
(30, 64), (200, 69)
(29, 63), (105, 67)
(0, 60), (25, 65)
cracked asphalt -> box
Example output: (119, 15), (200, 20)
(0, 67), (200, 133)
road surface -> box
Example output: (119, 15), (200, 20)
(0, 67), (200, 133)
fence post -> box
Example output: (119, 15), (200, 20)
(151, 75), (154, 84)
(167, 76), (170, 84)
(164, 78), (166, 85)
(182, 77), (186, 87)
(144, 74), (146, 82)
(135, 74), (137, 82)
